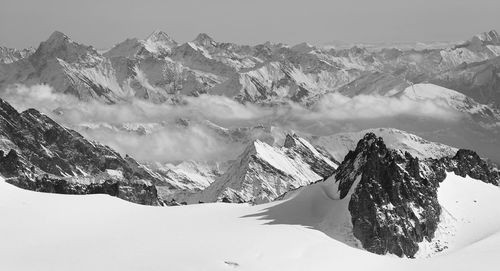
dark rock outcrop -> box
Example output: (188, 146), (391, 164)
(6, 175), (160, 206)
(335, 133), (442, 257)
(0, 98), (162, 205)
(333, 133), (499, 258)
(438, 149), (500, 185)
(0, 149), (24, 177)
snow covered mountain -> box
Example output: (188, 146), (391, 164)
(105, 30), (178, 58)
(0, 31), (127, 103)
(3, 30), (500, 107)
(0, 46), (34, 64)
(148, 160), (226, 203)
(193, 134), (338, 204)
(428, 55), (500, 107)
(399, 84), (500, 121)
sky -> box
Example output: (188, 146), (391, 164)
(1, 0), (500, 49)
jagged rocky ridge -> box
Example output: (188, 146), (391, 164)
(193, 134), (338, 204)
(0, 98), (162, 205)
(330, 133), (499, 257)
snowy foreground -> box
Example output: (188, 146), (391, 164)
(1, 174), (500, 271)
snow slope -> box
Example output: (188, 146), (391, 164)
(1, 173), (500, 271)
(417, 172), (500, 257)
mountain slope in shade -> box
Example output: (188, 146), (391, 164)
(336, 71), (410, 97)
(194, 134), (338, 204)
(0, 97), (162, 205)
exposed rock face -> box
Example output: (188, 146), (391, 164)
(438, 149), (500, 185)
(335, 133), (442, 257)
(6, 175), (160, 206)
(0, 149), (25, 177)
(333, 133), (500, 258)
(0, 98), (162, 205)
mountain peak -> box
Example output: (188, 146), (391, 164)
(333, 133), (442, 257)
(193, 33), (216, 47)
(354, 132), (385, 152)
(31, 30), (99, 64)
(470, 29), (500, 45)
(46, 30), (71, 44)
(146, 30), (175, 43)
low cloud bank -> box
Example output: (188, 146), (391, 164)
(1, 84), (462, 162)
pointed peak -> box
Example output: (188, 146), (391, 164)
(193, 33), (216, 46)
(32, 30), (98, 63)
(340, 132), (388, 163)
(38, 30), (76, 53)
(146, 30), (174, 42)
(46, 31), (70, 44)
(283, 133), (301, 148)
(356, 132), (385, 150)
(0, 97), (19, 116)
(250, 139), (264, 150)
(244, 139), (278, 157)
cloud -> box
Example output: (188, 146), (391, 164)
(308, 92), (460, 121)
(0, 84), (463, 163)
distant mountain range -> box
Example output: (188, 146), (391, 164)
(1, 30), (500, 107)
(2, 30), (500, 163)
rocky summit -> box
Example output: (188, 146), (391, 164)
(331, 133), (499, 257)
